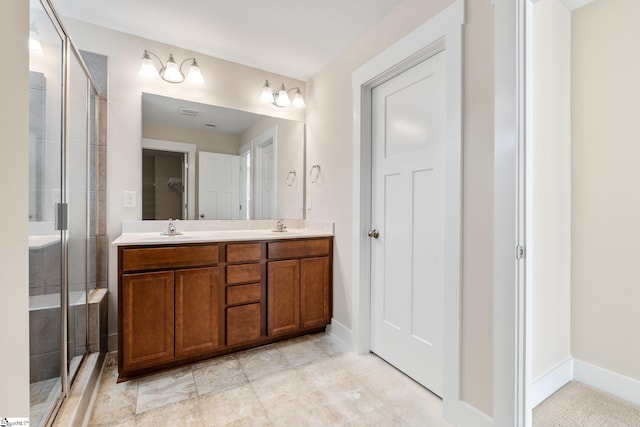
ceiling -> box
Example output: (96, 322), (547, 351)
(53, 0), (402, 81)
(142, 93), (267, 135)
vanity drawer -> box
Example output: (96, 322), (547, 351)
(226, 303), (261, 346)
(226, 283), (261, 306)
(227, 243), (262, 263)
(267, 239), (330, 260)
(172, 245), (219, 268)
(226, 263), (261, 284)
(122, 247), (173, 272)
(121, 245), (218, 272)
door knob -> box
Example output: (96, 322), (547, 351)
(368, 229), (379, 238)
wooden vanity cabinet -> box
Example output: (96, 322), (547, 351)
(118, 244), (221, 378)
(118, 237), (332, 381)
(267, 239), (332, 337)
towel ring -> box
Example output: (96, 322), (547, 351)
(286, 171), (296, 187)
(310, 164), (321, 183)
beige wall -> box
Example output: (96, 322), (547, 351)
(571, 0), (640, 381)
(63, 18), (306, 346)
(531, 0), (572, 380)
(306, 0), (495, 416)
(459, 0), (494, 414)
(143, 123), (241, 155)
(0, 0), (30, 417)
(241, 117), (305, 219)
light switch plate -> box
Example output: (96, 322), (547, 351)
(306, 197), (312, 210)
(123, 191), (137, 208)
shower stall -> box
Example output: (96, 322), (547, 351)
(28, 0), (107, 425)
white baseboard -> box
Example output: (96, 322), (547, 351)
(530, 357), (640, 409)
(326, 318), (352, 351)
(444, 399), (493, 427)
(574, 358), (640, 406)
(530, 357), (574, 408)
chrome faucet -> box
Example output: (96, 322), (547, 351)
(272, 219), (287, 232)
(162, 218), (182, 236)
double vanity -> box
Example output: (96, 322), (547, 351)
(113, 220), (333, 381)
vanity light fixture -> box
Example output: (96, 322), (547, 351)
(139, 50), (204, 85)
(260, 80), (305, 109)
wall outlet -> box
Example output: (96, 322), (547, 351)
(123, 191), (137, 208)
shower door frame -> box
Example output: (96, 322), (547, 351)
(35, 0), (105, 423)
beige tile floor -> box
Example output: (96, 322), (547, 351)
(87, 333), (452, 426)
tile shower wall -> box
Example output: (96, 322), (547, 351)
(29, 244), (61, 296)
(29, 306), (61, 383)
(86, 51), (109, 356)
(83, 50), (108, 294)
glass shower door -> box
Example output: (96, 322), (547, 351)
(66, 49), (89, 381)
(28, 1), (64, 424)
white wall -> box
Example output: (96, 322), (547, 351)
(0, 0), (30, 417)
(530, 0), (572, 381)
(571, 0), (640, 381)
(62, 18), (306, 347)
(306, 0), (496, 416)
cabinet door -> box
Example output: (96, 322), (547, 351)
(175, 267), (220, 359)
(226, 303), (262, 346)
(267, 260), (300, 336)
(122, 271), (174, 370)
(300, 257), (331, 329)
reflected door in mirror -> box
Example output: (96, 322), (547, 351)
(198, 152), (240, 220)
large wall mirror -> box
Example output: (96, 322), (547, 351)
(141, 93), (304, 220)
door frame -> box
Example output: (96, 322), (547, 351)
(352, 0), (470, 422)
(494, 0), (527, 426)
(238, 140), (252, 219)
(141, 138), (196, 220)
(253, 126), (278, 220)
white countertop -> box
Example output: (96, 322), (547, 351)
(113, 220), (334, 246)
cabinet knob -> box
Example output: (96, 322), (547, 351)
(200, 214), (205, 219)
(368, 229), (379, 239)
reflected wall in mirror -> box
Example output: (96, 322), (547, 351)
(141, 93), (304, 220)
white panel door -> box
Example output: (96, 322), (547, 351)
(371, 50), (446, 396)
(198, 152), (240, 220)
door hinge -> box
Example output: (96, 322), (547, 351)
(55, 203), (68, 231)
(516, 245), (525, 260)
